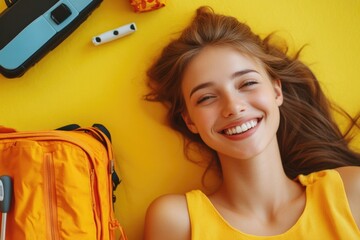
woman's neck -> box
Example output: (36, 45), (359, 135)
(208, 138), (306, 236)
(214, 137), (301, 214)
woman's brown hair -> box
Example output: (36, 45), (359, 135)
(145, 6), (360, 180)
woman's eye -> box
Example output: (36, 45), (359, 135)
(242, 80), (258, 87)
(197, 95), (215, 104)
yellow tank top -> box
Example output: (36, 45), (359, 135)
(186, 170), (360, 239)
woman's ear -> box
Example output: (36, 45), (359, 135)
(181, 111), (199, 134)
(273, 79), (283, 106)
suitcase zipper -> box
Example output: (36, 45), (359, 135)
(90, 169), (102, 239)
(44, 152), (59, 240)
(83, 128), (124, 239)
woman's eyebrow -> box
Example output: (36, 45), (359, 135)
(189, 69), (259, 98)
(231, 69), (259, 79)
(189, 82), (214, 98)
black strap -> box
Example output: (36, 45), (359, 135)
(112, 170), (121, 191)
(4, 0), (16, 7)
(92, 123), (112, 142)
(112, 172), (121, 203)
(56, 124), (81, 131)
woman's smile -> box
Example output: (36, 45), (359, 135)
(221, 118), (259, 136)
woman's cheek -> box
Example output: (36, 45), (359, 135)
(193, 109), (215, 130)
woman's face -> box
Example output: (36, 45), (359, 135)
(181, 46), (283, 160)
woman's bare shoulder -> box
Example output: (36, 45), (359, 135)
(144, 194), (191, 240)
(335, 166), (360, 228)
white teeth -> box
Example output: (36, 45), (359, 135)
(224, 120), (258, 136)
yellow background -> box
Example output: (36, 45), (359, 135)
(1, 0), (359, 239)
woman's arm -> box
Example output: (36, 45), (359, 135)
(336, 166), (360, 229)
(144, 194), (191, 240)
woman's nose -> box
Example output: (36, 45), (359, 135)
(221, 94), (246, 118)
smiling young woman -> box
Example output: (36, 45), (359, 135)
(180, 46), (283, 161)
(143, 6), (360, 240)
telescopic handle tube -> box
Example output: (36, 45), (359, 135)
(0, 176), (12, 213)
(0, 175), (12, 240)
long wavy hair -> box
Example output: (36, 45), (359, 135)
(145, 6), (360, 180)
